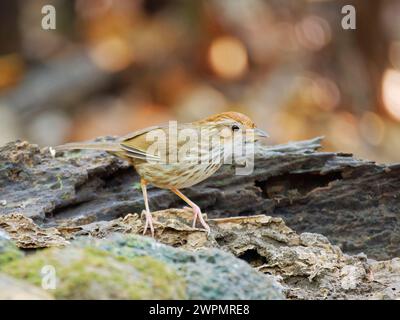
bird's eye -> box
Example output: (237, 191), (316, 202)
(231, 124), (240, 131)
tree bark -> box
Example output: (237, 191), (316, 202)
(0, 137), (399, 260)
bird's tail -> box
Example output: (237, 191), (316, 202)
(54, 142), (121, 152)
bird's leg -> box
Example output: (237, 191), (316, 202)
(141, 179), (154, 237)
(170, 188), (210, 234)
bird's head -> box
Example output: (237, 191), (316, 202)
(195, 111), (269, 144)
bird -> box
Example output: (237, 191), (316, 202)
(55, 111), (268, 237)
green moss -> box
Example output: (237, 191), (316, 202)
(132, 182), (141, 191)
(0, 240), (24, 267)
(2, 246), (186, 299)
(96, 234), (285, 300)
(63, 150), (83, 158)
(49, 175), (64, 191)
(214, 180), (226, 187)
(60, 193), (70, 200)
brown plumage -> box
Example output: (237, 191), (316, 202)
(55, 111), (268, 236)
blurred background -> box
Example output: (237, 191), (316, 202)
(0, 0), (399, 163)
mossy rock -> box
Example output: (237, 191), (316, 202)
(0, 237), (24, 267)
(93, 234), (284, 300)
(2, 246), (186, 299)
(0, 273), (54, 300)
(1, 234), (284, 300)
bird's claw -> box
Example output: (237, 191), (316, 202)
(142, 210), (155, 237)
(191, 206), (210, 235)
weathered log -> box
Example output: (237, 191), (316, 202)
(0, 137), (399, 260)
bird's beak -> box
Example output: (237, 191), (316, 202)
(254, 128), (269, 138)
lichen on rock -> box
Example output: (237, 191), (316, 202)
(92, 234), (284, 300)
(0, 235), (23, 267)
(0, 273), (54, 300)
(2, 244), (186, 299)
(0, 233), (284, 300)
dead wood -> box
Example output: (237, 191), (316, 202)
(0, 137), (399, 260)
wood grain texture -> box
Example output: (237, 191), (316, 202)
(1, 137), (399, 259)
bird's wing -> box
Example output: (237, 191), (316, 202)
(119, 123), (198, 162)
(55, 123), (196, 162)
(119, 125), (164, 141)
(119, 125), (168, 162)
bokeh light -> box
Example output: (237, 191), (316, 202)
(382, 68), (400, 121)
(359, 111), (385, 146)
(75, 0), (113, 19)
(208, 36), (248, 80)
(295, 15), (331, 51)
(0, 54), (24, 89)
(89, 37), (133, 72)
(311, 77), (341, 111)
(329, 112), (360, 152)
(389, 41), (400, 69)
(0, 0), (400, 163)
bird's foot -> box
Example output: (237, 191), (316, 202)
(142, 210), (155, 237)
(182, 206), (198, 227)
(190, 206), (210, 235)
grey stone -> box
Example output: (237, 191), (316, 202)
(91, 234), (285, 300)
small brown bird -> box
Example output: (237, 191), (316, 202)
(55, 112), (268, 236)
